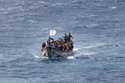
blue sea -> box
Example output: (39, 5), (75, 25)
(0, 0), (125, 83)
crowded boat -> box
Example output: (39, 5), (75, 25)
(41, 31), (74, 59)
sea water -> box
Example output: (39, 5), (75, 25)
(0, 0), (125, 83)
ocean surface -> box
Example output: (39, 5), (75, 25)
(0, 0), (125, 83)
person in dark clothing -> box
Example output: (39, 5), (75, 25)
(70, 42), (73, 50)
(68, 32), (73, 42)
(48, 36), (54, 42)
(42, 42), (46, 48)
(47, 36), (54, 45)
(64, 33), (69, 43)
(41, 42), (46, 51)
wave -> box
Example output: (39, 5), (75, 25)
(83, 43), (107, 49)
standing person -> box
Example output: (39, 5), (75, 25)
(68, 32), (73, 42)
(64, 33), (68, 43)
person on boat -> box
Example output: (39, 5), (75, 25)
(54, 40), (58, 48)
(64, 43), (69, 52)
(68, 41), (73, 51)
(64, 33), (69, 43)
(41, 42), (46, 51)
(47, 36), (54, 45)
(67, 32), (73, 42)
(41, 42), (48, 57)
(48, 36), (54, 42)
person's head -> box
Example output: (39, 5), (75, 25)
(64, 33), (68, 36)
(42, 42), (46, 48)
(69, 32), (72, 36)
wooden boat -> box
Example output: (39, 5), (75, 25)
(41, 32), (74, 59)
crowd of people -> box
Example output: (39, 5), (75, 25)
(41, 33), (73, 52)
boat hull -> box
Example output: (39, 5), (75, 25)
(41, 46), (74, 60)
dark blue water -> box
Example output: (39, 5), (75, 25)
(0, 0), (125, 83)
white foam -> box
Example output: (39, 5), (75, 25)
(67, 56), (75, 59)
(28, 48), (41, 59)
(82, 52), (96, 56)
(83, 43), (107, 49)
(74, 49), (97, 58)
(86, 23), (99, 28)
(110, 6), (117, 9)
(34, 55), (41, 59)
(73, 48), (79, 51)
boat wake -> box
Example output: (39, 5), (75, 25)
(31, 42), (107, 60)
(28, 48), (41, 59)
(73, 42), (110, 59)
(67, 56), (75, 59)
(34, 54), (41, 59)
(82, 43), (107, 49)
(30, 47), (79, 60)
(30, 47), (95, 60)
(73, 48), (79, 52)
